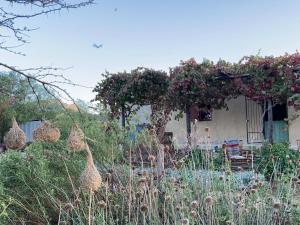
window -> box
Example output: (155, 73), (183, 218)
(198, 109), (212, 121)
(162, 132), (173, 145)
(263, 103), (287, 121)
(190, 105), (212, 122)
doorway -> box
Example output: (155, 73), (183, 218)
(263, 103), (289, 143)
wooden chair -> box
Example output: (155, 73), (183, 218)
(223, 140), (252, 171)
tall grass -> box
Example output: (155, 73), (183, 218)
(0, 123), (299, 224)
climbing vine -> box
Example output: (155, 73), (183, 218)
(93, 68), (169, 118)
(237, 53), (300, 108)
(167, 58), (239, 117)
(94, 53), (300, 129)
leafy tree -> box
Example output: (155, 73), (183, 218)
(0, 0), (94, 119)
(0, 72), (63, 142)
(94, 68), (170, 141)
(167, 58), (239, 115)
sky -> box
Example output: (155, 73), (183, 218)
(2, 0), (300, 101)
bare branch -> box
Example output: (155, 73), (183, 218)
(0, 0), (94, 53)
(0, 62), (83, 121)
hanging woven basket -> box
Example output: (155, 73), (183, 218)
(4, 117), (26, 150)
(33, 121), (60, 142)
(80, 144), (102, 193)
(68, 123), (85, 152)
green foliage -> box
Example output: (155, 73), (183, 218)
(54, 111), (126, 163)
(0, 130), (299, 224)
(0, 72), (63, 142)
(0, 141), (85, 224)
(186, 147), (226, 170)
(93, 67), (169, 117)
(238, 53), (300, 106)
(168, 58), (239, 114)
(94, 53), (300, 122)
(257, 143), (300, 179)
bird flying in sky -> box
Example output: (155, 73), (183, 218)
(93, 43), (103, 48)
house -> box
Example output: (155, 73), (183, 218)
(166, 96), (300, 149)
(125, 96), (300, 150)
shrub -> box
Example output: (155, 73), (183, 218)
(54, 112), (126, 163)
(257, 143), (300, 180)
(0, 141), (85, 224)
(186, 147), (227, 171)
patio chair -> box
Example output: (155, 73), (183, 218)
(223, 140), (252, 171)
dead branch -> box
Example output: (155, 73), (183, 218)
(0, 0), (94, 52)
(0, 62), (84, 121)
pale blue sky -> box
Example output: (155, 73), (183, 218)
(2, 0), (300, 101)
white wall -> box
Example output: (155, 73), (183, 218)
(122, 97), (300, 149)
(288, 106), (300, 149)
(120, 105), (151, 126)
(166, 96), (263, 149)
(165, 111), (188, 148)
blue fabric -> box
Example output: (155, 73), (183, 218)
(224, 139), (239, 145)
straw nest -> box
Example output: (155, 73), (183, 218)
(68, 123), (85, 152)
(4, 118), (26, 150)
(80, 144), (102, 193)
(33, 121), (60, 142)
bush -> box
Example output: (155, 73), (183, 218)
(54, 111), (126, 163)
(186, 147), (227, 171)
(0, 141), (85, 224)
(257, 143), (300, 180)
(1, 140), (300, 224)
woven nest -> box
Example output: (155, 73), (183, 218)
(80, 144), (102, 193)
(4, 118), (26, 150)
(68, 123), (85, 152)
(33, 121), (60, 142)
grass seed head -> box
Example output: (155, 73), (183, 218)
(250, 188), (257, 194)
(165, 195), (172, 203)
(97, 200), (107, 209)
(273, 200), (281, 209)
(205, 195), (214, 206)
(142, 170), (149, 177)
(138, 177), (147, 184)
(135, 191), (142, 198)
(141, 204), (148, 213)
(26, 155), (34, 162)
(190, 210), (197, 218)
(148, 154), (156, 162)
(64, 203), (74, 212)
(181, 218), (189, 225)
(191, 200), (199, 209)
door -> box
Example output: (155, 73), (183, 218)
(263, 103), (289, 143)
(245, 97), (264, 143)
(264, 121), (289, 143)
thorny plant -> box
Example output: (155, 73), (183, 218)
(0, 124), (299, 225)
